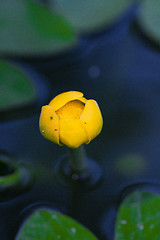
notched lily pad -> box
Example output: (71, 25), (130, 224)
(138, 0), (160, 46)
(52, 0), (133, 33)
(16, 208), (98, 240)
(115, 190), (160, 239)
(0, 60), (36, 111)
(0, 0), (76, 56)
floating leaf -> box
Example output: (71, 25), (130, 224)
(0, 0), (76, 56)
(138, 0), (160, 45)
(52, 0), (133, 33)
(115, 191), (160, 239)
(0, 60), (36, 110)
(16, 208), (98, 240)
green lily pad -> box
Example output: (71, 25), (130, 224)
(52, 0), (133, 33)
(138, 0), (160, 45)
(16, 208), (98, 240)
(115, 191), (160, 240)
(0, 60), (36, 110)
(0, 0), (76, 56)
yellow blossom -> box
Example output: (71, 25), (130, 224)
(39, 91), (103, 148)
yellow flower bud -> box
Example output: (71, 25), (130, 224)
(39, 91), (103, 149)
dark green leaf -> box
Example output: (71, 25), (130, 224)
(0, 60), (36, 110)
(115, 191), (160, 240)
(52, 0), (133, 33)
(138, 0), (160, 45)
(0, 0), (76, 56)
(16, 208), (98, 240)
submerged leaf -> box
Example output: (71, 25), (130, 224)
(0, 60), (36, 110)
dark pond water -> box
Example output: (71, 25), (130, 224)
(1, 4), (160, 240)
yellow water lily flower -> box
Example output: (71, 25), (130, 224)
(39, 91), (103, 149)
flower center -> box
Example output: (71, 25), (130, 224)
(56, 100), (84, 120)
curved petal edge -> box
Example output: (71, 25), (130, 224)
(39, 105), (60, 145)
(49, 91), (84, 111)
(80, 100), (103, 143)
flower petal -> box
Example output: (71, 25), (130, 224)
(80, 100), (103, 143)
(59, 119), (89, 148)
(49, 91), (84, 111)
(39, 105), (60, 145)
(77, 96), (87, 104)
(56, 100), (84, 120)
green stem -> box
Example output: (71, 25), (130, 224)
(67, 145), (89, 173)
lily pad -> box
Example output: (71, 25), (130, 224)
(115, 191), (160, 239)
(0, 0), (76, 56)
(52, 0), (133, 33)
(16, 208), (98, 240)
(0, 60), (36, 110)
(138, 0), (160, 46)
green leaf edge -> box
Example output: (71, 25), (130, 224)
(0, 60), (37, 110)
(0, 0), (77, 56)
(16, 208), (99, 240)
(138, 0), (160, 46)
(114, 190), (160, 240)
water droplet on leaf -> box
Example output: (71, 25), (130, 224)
(121, 220), (127, 224)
